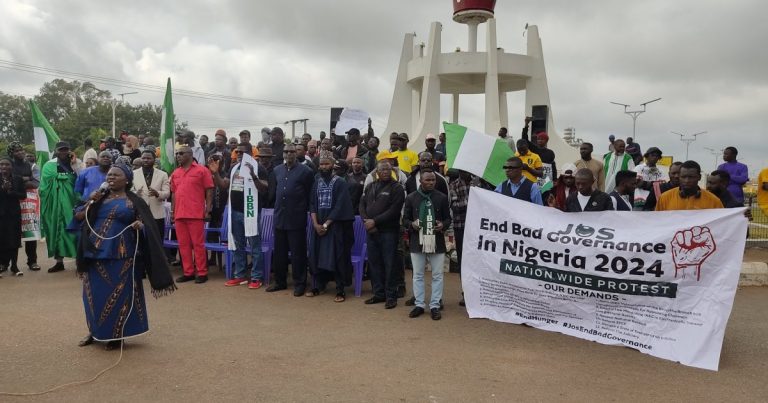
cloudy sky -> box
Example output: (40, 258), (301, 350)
(1, 0), (766, 175)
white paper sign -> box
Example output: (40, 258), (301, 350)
(334, 108), (369, 137)
(462, 187), (748, 370)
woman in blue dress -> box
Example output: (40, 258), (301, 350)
(75, 164), (175, 350)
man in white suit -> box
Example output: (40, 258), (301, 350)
(132, 149), (171, 239)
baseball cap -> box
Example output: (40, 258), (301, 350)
(425, 133), (436, 140)
(376, 150), (398, 161)
(55, 141), (71, 150)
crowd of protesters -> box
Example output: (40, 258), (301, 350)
(2, 119), (766, 327)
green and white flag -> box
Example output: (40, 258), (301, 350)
(444, 122), (514, 186)
(159, 77), (175, 173)
(30, 100), (60, 167)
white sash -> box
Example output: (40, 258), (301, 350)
(227, 153), (260, 250)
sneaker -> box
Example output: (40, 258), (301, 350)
(176, 275), (195, 283)
(10, 266), (23, 276)
(225, 278), (248, 287)
(430, 308), (442, 320)
(409, 307), (425, 318)
(28, 263), (41, 271)
(47, 263), (65, 273)
(248, 280), (263, 290)
(194, 275), (208, 284)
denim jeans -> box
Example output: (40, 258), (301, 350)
(410, 252), (445, 310)
(231, 210), (263, 281)
(367, 231), (399, 301)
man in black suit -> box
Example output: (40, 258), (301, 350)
(565, 169), (614, 212)
(265, 144), (315, 296)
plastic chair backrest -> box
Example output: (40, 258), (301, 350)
(260, 208), (274, 248)
(352, 215), (366, 257)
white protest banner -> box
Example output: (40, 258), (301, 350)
(462, 187), (748, 370)
(334, 108), (369, 137)
(21, 190), (42, 241)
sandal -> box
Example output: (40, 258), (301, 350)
(78, 335), (94, 347)
(105, 340), (123, 351)
(334, 293), (346, 303)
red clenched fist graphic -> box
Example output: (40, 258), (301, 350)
(670, 226), (716, 281)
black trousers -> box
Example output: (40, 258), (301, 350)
(367, 231), (399, 301)
(9, 241), (37, 268)
(273, 228), (308, 291)
(455, 227), (465, 272)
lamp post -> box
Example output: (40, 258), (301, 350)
(672, 131), (707, 161)
(609, 98), (661, 141)
(704, 147), (722, 170)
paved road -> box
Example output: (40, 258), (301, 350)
(1, 248), (766, 402)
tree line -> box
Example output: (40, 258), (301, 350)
(0, 79), (184, 155)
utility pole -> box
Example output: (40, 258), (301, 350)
(672, 131), (707, 161)
(284, 119), (309, 140)
(609, 98), (661, 141)
(110, 92), (138, 138)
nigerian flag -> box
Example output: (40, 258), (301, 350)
(30, 100), (60, 167)
(444, 122), (514, 186)
(159, 77), (175, 173)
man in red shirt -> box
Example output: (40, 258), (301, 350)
(171, 145), (214, 283)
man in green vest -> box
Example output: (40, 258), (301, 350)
(603, 138), (635, 194)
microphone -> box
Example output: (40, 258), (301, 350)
(88, 182), (109, 205)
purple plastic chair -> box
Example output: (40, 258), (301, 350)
(260, 209), (275, 286)
(204, 206), (232, 278)
(351, 215), (367, 297)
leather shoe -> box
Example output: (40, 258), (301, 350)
(364, 296), (386, 305)
(409, 307), (425, 318)
(385, 300), (397, 309)
(176, 275), (195, 283)
(293, 288), (306, 297)
(194, 275), (208, 284)
(405, 296), (416, 306)
(47, 263), (65, 273)
(266, 284), (287, 292)
(430, 308), (442, 320)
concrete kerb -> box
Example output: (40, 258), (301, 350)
(740, 262), (768, 286)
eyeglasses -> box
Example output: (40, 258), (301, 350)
(503, 165), (522, 170)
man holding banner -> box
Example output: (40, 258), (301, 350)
(8, 142), (41, 273)
(212, 143), (268, 289)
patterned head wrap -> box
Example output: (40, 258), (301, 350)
(6, 141), (23, 157)
(114, 162), (134, 182)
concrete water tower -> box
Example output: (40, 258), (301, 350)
(383, 0), (578, 163)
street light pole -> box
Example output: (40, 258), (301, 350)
(110, 92), (138, 138)
(609, 98), (661, 140)
(704, 147), (722, 170)
(672, 131), (707, 161)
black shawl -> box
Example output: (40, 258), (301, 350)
(76, 190), (177, 297)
